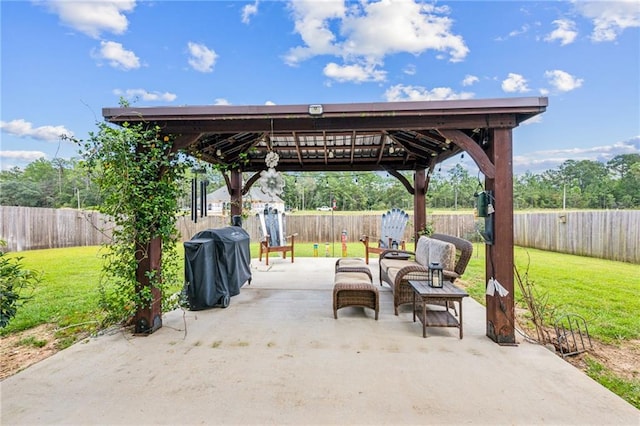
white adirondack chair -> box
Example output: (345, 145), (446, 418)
(360, 208), (409, 264)
(257, 207), (296, 266)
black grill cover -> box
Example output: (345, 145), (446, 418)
(183, 226), (251, 310)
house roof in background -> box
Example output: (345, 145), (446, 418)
(208, 185), (284, 203)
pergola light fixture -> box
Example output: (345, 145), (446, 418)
(308, 104), (323, 116)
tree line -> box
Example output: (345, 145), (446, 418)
(1, 154), (638, 211)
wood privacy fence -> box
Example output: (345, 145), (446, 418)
(513, 210), (640, 264)
(1, 207), (114, 252)
(1, 206), (638, 263)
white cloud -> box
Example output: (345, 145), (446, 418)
(242, 1), (259, 24)
(495, 24), (530, 41)
(113, 89), (177, 102)
(214, 98), (231, 105)
(462, 74), (479, 86)
(323, 62), (386, 83)
(340, 1), (468, 61)
(545, 19), (578, 45)
(283, 0), (345, 65)
(573, 0), (640, 42)
(93, 40), (140, 70)
(42, 0), (136, 39)
(0, 150), (48, 161)
(545, 69), (584, 92)
(265, 101), (277, 105)
(187, 42), (218, 73)
(403, 64), (416, 75)
(384, 84), (474, 101)
(509, 24), (530, 38)
(501, 73), (530, 93)
(285, 0), (469, 78)
(514, 136), (639, 174)
(0, 119), (73, 141)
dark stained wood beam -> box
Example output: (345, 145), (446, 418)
(384, 167), (414, 195)
(377, 132), (387, 164)
(323, 131), (328, 165)
(485, 128), (515, 344)
(437, 129), (496, 179)
(230, 169), (243, 218)
(350, 130), (356, 164)
(172, 133), (202, 150)
(243, 171), (262, 196)
(132, 114), (519, 135)
(133, 237), (162, 334)
(292, 132), (303, 166)
(413, 168), (427, 244)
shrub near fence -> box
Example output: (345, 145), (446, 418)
(1, 206), (638, 263)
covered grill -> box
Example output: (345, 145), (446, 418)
(183, 226), (251, 310)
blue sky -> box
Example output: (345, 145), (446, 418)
(1, 0), (639, 175)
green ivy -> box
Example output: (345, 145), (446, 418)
(74, 118), (192, 327)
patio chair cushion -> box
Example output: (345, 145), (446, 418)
(379, 235), (466, 315)
(379, 257), (414, 271)
(335, 258), (372, 281)
(428, 238), (456, 271)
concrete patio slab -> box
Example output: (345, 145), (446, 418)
(1, 257), (638, 425)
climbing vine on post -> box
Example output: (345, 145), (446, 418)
(74, 118), (191, 333)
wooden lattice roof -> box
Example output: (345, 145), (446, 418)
(103, 97), (547, 173)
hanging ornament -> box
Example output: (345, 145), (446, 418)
(259, 167), (285, 197)
(265, 151), (279, 169)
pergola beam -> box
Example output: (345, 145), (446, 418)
(436, 129), (496, 179)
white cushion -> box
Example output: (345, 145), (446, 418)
(428, 239), (455, 271)
(380, 258), (413, 271)
(415, 236), (431, 266)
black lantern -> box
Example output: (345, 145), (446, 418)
(429, 262), (444, 288)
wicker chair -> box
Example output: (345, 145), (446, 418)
(379, 234), (473, 315)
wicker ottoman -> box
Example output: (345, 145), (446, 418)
(333, 271), (379, 320)
(334, 258), (372, 281)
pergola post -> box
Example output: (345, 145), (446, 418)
(134, 236), (163, 334)
(413, 168), (426, 244)
(230, 168), (243, 219)
(484, 128), (516, 344)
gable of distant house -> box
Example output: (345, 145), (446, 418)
(207, 186), (285, 216)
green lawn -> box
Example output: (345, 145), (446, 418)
(1, 247), (106, 346)
(462, 244), (640, 343)
(5, 242), (638, 344)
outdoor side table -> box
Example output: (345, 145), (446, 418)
(408, 280), (469, 338)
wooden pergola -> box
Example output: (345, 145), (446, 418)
(103, 96), (548, 344)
